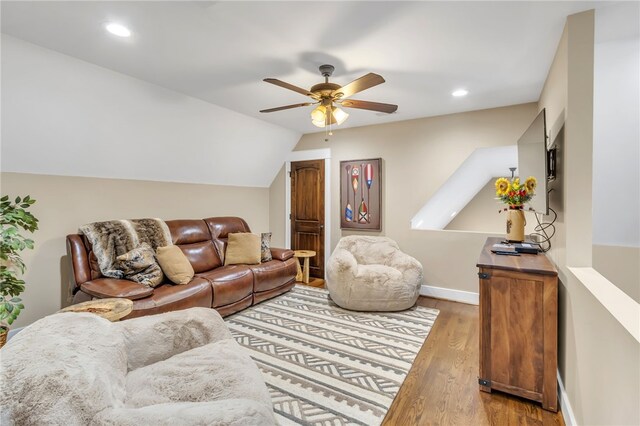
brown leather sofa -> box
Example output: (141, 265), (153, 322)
(66, 217), (298, 319)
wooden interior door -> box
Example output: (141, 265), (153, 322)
(291, 159), (325, 278)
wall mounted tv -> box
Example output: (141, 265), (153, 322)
(517, 108), (553, 215)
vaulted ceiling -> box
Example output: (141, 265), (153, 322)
(1, 1), (601, 134)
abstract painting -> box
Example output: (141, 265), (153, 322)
(340, 158), (382, 230)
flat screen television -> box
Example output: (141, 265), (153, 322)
(517, 108), (550, 215)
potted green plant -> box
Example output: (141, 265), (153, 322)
(0, 195), (38, 347)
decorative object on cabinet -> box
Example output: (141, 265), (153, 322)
(495, 171), (537, 242)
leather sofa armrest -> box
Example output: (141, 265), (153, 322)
(270, 247), (294, 261)
(80, 278), (154, 300)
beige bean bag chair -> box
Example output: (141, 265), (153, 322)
(326, 236), (423, 311)
(0, 308), (275, 426)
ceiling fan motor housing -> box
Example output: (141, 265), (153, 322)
(310, 82), (341, 97)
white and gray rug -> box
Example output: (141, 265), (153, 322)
(226, 285), (439, 426)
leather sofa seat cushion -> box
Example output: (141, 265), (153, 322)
(249, 258), (298, 293)
(197, 266), (253, 308)
(125, 278), (212, 319)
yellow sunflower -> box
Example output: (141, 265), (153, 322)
(525, 176), (537, 193)
(495, 177), (510, 196)
(511, 178), (520, 191)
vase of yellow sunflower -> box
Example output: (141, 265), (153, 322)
(495, 176), (537, 242)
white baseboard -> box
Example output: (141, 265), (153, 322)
(558, 371), (577, 426)
(420, 285), (479, 305)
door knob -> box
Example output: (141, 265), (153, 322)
(319, 224), (324, 229)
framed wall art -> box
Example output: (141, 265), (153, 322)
(340, 158), (382, 231)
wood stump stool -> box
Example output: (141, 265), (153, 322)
(293, 250), (316, 284)
(60, 298), (133, 322)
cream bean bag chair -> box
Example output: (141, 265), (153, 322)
(0, 308), (275, 426)
(326, 236), (423, 311)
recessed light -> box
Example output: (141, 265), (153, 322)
(105, 23), (131, 38)
(452, 89), (468, 97)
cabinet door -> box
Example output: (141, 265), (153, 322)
(480, 269), (544, 397)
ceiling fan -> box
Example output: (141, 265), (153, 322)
(260, 64), (397, 129)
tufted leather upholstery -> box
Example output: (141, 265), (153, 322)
(67, 217), (296, 318)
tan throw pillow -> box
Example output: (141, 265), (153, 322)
(115, 243), (164, 287)
(224, 233), (261, 266)
(156, 245), (195, 285)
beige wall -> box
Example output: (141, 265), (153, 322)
(445, 179), (500, 232)
(274, 103), (538, 293)
(592, 245), (640, 304)
(0, 172), (270, 328)
(539, 10), (639, 425)
(268, 165), (287, 248)
(445, 178), (539, 234)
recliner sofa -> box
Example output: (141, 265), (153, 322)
(67, 217), (297, 319)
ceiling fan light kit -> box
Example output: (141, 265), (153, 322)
(260, 64), (397, 136)
(310, 104), (349, 128)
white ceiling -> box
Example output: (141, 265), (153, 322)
(1, 1), (602, 134)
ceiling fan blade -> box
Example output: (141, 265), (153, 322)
(340, 99), (398, 114)
(263, 78), (317, 98)
(332, 73), (385, 99)
(260, 102), (313, 113)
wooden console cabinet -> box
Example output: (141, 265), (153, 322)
(477, 237), (558, 412)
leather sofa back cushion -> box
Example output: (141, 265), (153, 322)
(166, 220), (222, 272)
(224, 233), (261, 266)
(166, 220), (211, 245)
(204, 217), (252, 264)
(179, 241), (222, 273)
(156, 245), (195, 285)
(204, 217), (251, 240)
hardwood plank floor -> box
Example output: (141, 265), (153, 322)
(382, 297), (565, 426)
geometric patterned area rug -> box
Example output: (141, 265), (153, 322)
(226, 285), (439, 426)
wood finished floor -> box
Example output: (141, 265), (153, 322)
(382, 297), (565, 426)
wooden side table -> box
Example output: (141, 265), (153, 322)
(476, 237), (558, 412)
(60, 298), (133, 322)
(293, 250), (316, 284)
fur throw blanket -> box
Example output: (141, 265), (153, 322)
(0, 308), (276, 425)
(79, 219), (172, 286)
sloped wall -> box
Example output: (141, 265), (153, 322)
(1, 35), (301, 187)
